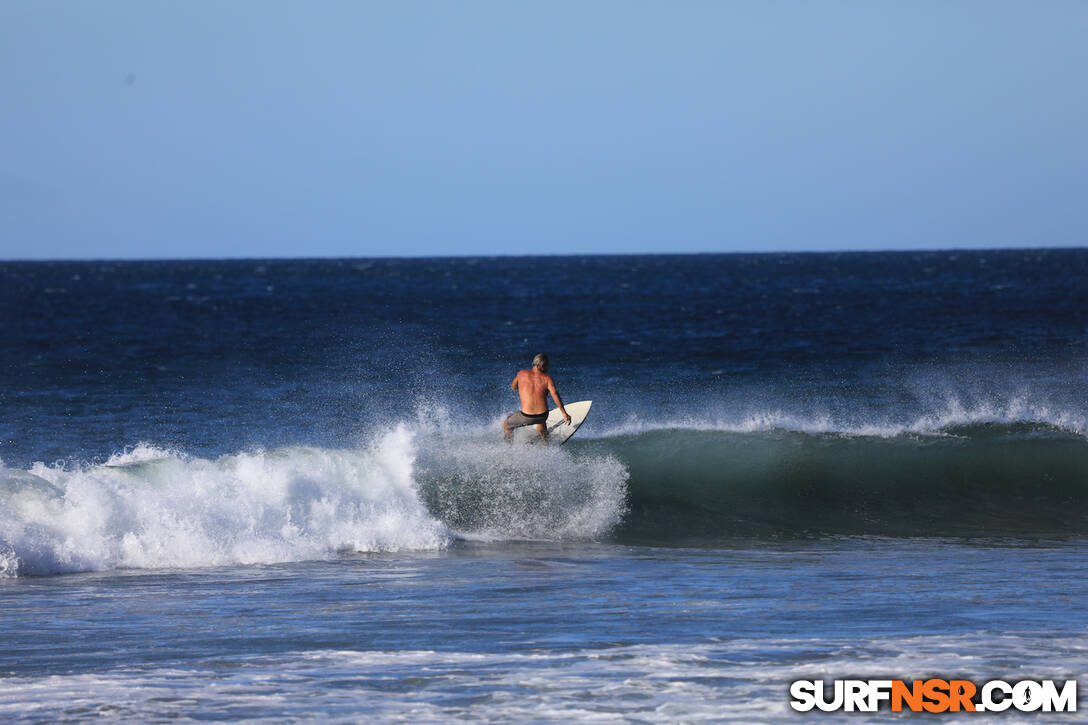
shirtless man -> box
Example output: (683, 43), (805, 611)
(503, 353), (572, 441)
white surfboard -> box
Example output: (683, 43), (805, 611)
(516, 400), (592, 446)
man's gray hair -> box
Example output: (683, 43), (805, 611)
(532, 353), (549, 369)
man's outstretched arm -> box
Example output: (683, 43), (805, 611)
(548, 378), (572, 424)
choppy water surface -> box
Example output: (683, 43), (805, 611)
(3, 541), (1087, 722)
(2, 251), (1087, 720)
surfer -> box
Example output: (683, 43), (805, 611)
(504, 353), (572, 441)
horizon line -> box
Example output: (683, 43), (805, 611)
(2, 243), (1085, 264)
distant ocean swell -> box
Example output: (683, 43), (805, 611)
(2, 414), (1087, 577)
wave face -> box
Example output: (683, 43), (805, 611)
(591, 422), (1088, 540)
(4, 410), (1087, 577)
(4, 415), (1088, 576)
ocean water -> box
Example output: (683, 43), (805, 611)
(2, 251), (1087, 721)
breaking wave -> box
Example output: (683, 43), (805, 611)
(4, 401), (1088, 577)
(0, 426), (628, 577)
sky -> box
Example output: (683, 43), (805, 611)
(1, 1), (1086, 260)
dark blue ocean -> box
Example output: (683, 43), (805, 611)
(2, 251), (1087, 721)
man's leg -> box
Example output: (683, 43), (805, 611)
(504, 418), (513, 441)
(535, 423), (547, 442)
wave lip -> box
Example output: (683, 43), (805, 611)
(592, 397), (1088, 440)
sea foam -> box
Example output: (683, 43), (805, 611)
(0, 427), (447, 576)
(0, 420), (631, 577)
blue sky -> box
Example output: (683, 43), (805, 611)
(2, 1), (1086, 259)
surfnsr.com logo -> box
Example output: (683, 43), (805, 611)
(790, 679), (1078, 713)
